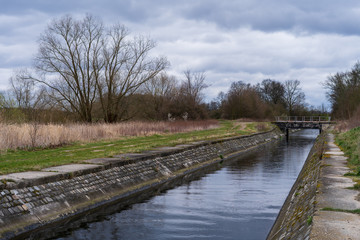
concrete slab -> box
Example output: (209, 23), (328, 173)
(174, 144), (193, 148)
(324, 151), (344, 156)
(153, 146), (183, 151)
(84, 158), (122, 165)
(310, 211), (360, 240)
(327, 143), (338, 148)
(317, 184), (360, 210)
(0, 171), (61, 181)
(42, 164), (101, 173)
(113, 153), (148, 160)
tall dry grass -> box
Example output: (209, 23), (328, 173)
(0, 120), (219, 151)
(334, 107), (360, 132)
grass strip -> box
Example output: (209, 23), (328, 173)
(0, 121), (272, 175)
(321, 207), (360, 214)
(335, 126), (360, 175)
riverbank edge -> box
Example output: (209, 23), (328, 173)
(0, 128), (282, 239)
(267, 130), (326, 239)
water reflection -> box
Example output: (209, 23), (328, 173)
(56, 129), (318, 240)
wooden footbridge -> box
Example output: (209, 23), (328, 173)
(273, 116), (334, 140)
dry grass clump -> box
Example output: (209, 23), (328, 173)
(334, 107), (360, 132)
(0, 120), (218, 151)
(335, 118), (360, 133)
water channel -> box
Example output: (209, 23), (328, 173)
(54, 129), (318, 240)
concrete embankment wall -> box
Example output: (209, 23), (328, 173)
(0, 129), (282, 239)
(267, 132), (326, 240)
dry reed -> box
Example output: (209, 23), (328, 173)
(0, 120), (219, 151)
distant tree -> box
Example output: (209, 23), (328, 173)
(181, 70), (208, 105)
(142, 72), (177, 120)
(207, 92), (226, 119)
(283, 80), (305, 115)
(259, 79), (285, 105)
(170, 70), (208, 119)
(221, 81), (269, 119)
(325, 62), (360, 119)
(10, 69), (48, 121)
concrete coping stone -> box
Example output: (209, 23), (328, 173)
(42, 164), (102, 173)
(153, 146), (184, 151)
(84, 158), (124, 165)
(324, 151), (344, 156)
(0, 171), (64, 189)
(173, 144), (193, 148)
(113, 153), (150, 161)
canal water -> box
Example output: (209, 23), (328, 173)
(55, 129), (318, 240)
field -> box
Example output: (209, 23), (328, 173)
(0, 120), (272, 175)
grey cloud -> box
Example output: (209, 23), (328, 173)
(178, 0), (360, 35)
(1, 0), (360, 107)
(4, 0), (360, 35)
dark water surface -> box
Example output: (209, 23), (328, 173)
(56, 129), (318, 240)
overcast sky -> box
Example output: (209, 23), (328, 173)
(1, 0), (360, 108)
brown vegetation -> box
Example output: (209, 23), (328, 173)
(0, 120), (218, 150)
(334, 106), (360, 132)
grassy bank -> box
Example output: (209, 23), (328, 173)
(335, 126), (360, 175)
(0, 121), (272, 175)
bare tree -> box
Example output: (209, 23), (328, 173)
(98, 29), (168, 122)
(170, 70), (208, 119)
(259, 79), (285, 105)
(30, 14), (103, 122)
(10, 69), (47, 111)
(25, 14), (167, 122)
(142, 72), (177, 119)
(181, 70), (208, 106)
(283, 80), (305, 115)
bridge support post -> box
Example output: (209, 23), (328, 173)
(319, 124), (322, 134)
(286, 128), (289, 142)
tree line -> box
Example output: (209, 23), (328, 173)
(325, 62), (360, 120)
(0, 14), (328, 124)
(207, 79), (314, 120)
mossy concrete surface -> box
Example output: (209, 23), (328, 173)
(310, 133), (360, 239)
(267, 131), (325, 240)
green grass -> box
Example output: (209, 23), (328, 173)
(0, 121), (272, 175)
(322, 207), (360, 214)
(306, 216), (313, 225)
(336, 126), (360, 173)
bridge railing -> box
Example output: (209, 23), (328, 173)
(275, 116), (331, 122)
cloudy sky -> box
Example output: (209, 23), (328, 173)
(1, 0), (360, 108)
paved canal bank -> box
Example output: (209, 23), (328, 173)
(269, 131), (360, 240)
(310, 133), (360, 239)
(0, 129), (282, 239)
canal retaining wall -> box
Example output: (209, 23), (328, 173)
(0, 129), (282, 239)
(267, 131), (326, 240)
